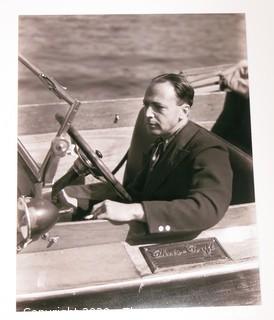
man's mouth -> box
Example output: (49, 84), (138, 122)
(146, 122), (158, 128)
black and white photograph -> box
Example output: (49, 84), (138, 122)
(16, 12), (261, 311)
(2, 0), (273, 318)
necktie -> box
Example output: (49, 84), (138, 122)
(149, 138), (165, 171)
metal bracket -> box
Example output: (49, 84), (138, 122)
(41, 233), (60, 248)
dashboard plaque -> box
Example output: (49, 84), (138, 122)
(140, 237), (231, 273)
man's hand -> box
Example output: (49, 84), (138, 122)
(222, 60), (249, 97)
(85, 200), (146, 222)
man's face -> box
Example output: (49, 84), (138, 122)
(143, 81), (186, 137)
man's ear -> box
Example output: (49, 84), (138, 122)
(182, 103), (190, 113)
(179, 103), (190, 119)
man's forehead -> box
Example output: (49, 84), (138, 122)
(145, 81), (177, 100)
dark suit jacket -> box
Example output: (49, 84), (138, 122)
(126, 121), (233, 236)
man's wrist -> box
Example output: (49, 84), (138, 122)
(131, 203), (146, 222)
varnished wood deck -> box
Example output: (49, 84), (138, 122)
(17, 203), (260, 309)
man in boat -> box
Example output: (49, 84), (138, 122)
(64, 72), (233, 238)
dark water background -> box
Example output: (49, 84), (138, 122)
(19, 14), (247, 105)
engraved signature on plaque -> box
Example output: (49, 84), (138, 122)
(151, 242), (215, 258)
(140, 237), (231, 273)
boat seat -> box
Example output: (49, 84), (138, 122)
(123, 107), (255, 205)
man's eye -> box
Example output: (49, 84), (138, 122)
(156, 105), (165, 111)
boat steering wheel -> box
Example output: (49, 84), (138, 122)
(53, 113), (132, 202)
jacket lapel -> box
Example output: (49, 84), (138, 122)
(143, 121), (200, 194)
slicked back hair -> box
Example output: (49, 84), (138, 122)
(151, 73), (194, 107)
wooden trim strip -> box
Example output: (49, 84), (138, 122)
(16, 257), (258, 302)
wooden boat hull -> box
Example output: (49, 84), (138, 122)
(17, 203), (260, 310)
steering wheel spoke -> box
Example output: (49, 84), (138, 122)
(53, 113), (132, 203)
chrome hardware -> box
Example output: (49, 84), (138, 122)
(17, 196), (59, 253)
(95, 150), (103, 158)
(51, 137), (70, 157)
(114, 113), (120, 123)
(41, 233), (60, 248)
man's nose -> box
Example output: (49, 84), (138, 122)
(145, 105), (154, 118)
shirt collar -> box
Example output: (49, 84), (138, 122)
(161, 119), (188, 149)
